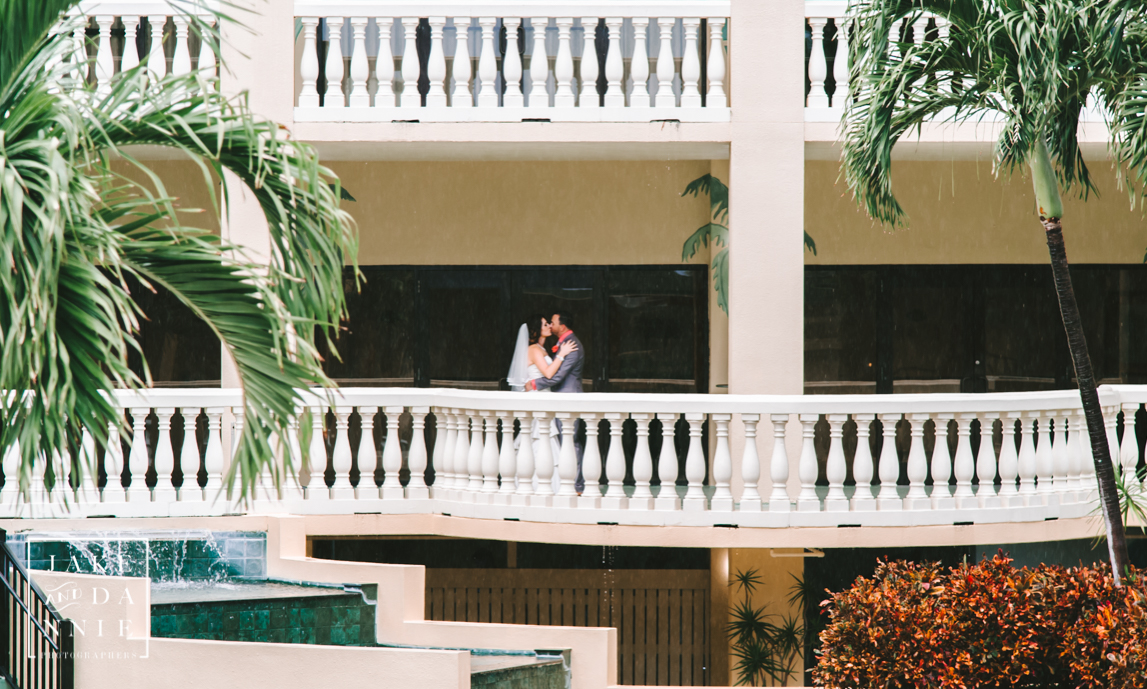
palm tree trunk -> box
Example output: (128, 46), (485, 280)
(1042, 216), (1130, 584)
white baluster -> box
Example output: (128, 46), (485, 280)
(452, 407), (471, 497)
(998, 412), (1021, 505)
(503, 18), (524, 107)
(905, 414), (929, 509)
(496, 411), (517, 503)
(407, 406), (428, 499)
(299, 18), (320, 106)
(710, 413), (734, 511)
(439, 408), (459, 496)
(680, 18), (702, 107)
(603, 17), (624, 107)
(1017, 412), (1037, 500)
(514, 410), (534, 504)
(953, 414), (977, 508)
(477, 17), (499, 107)
(769, 414), (791, 512)
(122, 16), (142, 72)
(326, 17), (346, 107)
(528, 18), (549, 108)
(876, 413), (901, 510)
(797, 414), (819, 511)
(554, 18), (575, 107)
(976, 414), (1000, 507)
(466, 411), (485, 496)
(153, 407), (177, 503)
(480, 411), (500, 499)
(654, 18), (675, 106)
(357, 407), (379, 499)
(832, 18), (849, 108)
(582, 412), (605, 508)
(307, 405), (328, 500)
(381, 406), (404, 500)
(197, 16), (217, 77)
(580, 18), (599, 108)
(628, 410), (656, 506)
(171, 16), (191, 75)
(202, 408), (224, 506)
(178, 409), (201, 502)
(740, 414), (762, 512)
(601, 412), (627, 509)
(552, 412), (578, 506)
(931, 414), (954, 510)
(376, 18), (395, 106)
(807, 17), (828, 108)
(349, 17), (370, 107)
(103, 421), (125, 503)
(128, 407), (150, 502)
(149, 15), (167, 78)
(1035, 412), (1056, 503)
(655, 412), (679, 510)
(1, 432), (20, 507)
(71, 21), (87, 86)
(631, 18), (652, 107)
(707, 17), (727, 107)
(851, 414), (875, 510)
(231, 406), (245, 465)
(426, 17), (447, 107)
(452, 18), (472, 107)
(1067, 409), (1084, 494)
(283, 407), (304, 502)
(400, 17), (420, 108)
(1052, 411), (1072, 499)
(328, 406), (354, 500)
(823, 414), (847, 511)
(531, 411), (553, 505)
(1120, 403), (1139, 479)
(1105, 405), (1120, 474)
(95, 15), (115, 95)
(912, 15), (928, 89)
(78, 424), (98, 504)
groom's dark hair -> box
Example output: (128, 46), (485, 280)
(552, 311), (574, 332)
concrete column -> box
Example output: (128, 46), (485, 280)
(728, 0), (806, 497)
(218, 1), (296, 459)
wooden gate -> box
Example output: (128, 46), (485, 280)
(425, 568), (710, 686)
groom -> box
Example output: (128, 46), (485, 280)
(526, 312), (585, 492)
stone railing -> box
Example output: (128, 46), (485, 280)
(804, 1), (1106, 123)
(5, 386), (1146, 525)
(293, 2), (730, 122)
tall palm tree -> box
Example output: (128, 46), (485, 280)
(841, 0), (1144, 582)
(0, 2), (356, 500)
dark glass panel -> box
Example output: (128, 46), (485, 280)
(890, 268), (969, 392)
(607, 268), (704, 393)
(980, 266), (1068, 391)
(131, 282), (220, 385)
(323, 268), (415, 385)
(804, 268), (878, 393)
(423, 270), (508, 387)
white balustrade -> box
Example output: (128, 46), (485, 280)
(326, 17), (347, 107)
(289, 4), (729, 122)
(1, 386), (1138, 527)
(1119, 402), (1140, 479)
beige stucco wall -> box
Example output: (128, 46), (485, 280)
(109, 159), (221, 234)
(806, 160), (1147, 265)
(329, 160), (713, 266)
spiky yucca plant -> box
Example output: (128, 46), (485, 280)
(841, 0), (1147, 583)
(0, 2), (356, 500)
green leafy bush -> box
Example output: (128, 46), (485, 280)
(814, 554), (1147, 688)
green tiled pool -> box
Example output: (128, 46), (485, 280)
(150, 580), (377, 646)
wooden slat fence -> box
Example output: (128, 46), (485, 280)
(425, 569), (710, 686)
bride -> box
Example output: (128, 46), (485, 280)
(507, 315), (578, 493)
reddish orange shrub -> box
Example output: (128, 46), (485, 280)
(813, 554), (1147, 688)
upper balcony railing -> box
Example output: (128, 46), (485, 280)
(803, 1), (1107, 125)
(5, 386), (1147, 529)
(293, 2), (731, 123)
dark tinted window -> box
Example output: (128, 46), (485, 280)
(324, 268), (416, 385)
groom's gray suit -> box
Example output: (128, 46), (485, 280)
(534, 332), (585, 491)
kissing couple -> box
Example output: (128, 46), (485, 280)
(506, 312), (586, 494)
